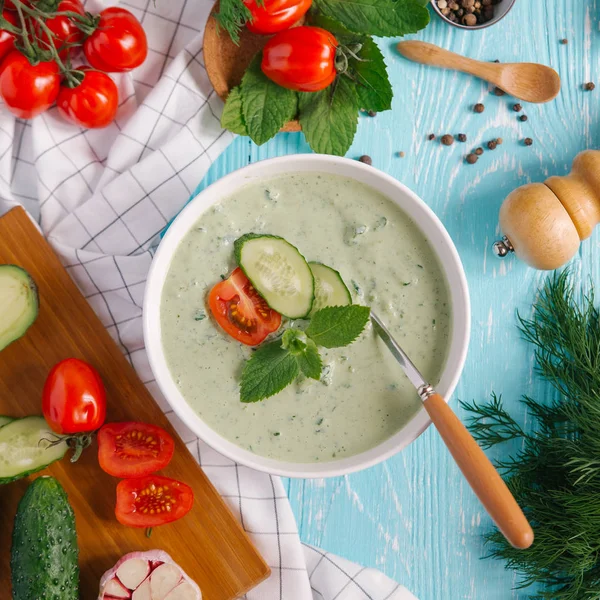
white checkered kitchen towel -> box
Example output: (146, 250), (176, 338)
(0, 1), (417, 599)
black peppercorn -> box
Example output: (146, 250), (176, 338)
(474, 103), (485, 113)
(560, 38), (568, 44)
(466, 153), (478, 164)
(519, 114), (528, 122)
(493, 87), (505, 96)
(524, 138), (533, 146)
(358, 155), (372, 165)
(584, 82), (596, 91)
(441, 134), (454, 146)
(513, 103), (522, 112)
(487, 139), (498, 150)
(458, 133), (467, 142)
(428, 133), (436, 141)
(475, 147), (484, 156)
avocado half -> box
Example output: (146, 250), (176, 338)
(0, 265), (39, 352)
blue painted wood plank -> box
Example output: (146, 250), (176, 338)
(201, 1), (600, 597)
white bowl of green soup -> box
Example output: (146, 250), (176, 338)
(144, 155), (470, 478)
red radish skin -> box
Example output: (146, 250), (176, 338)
(99, 551), (201, 600)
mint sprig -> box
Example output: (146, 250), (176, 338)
(220, 87), (248, 135)
(240, 306), (370, 403)
(351, 37), (393, 113)
(312, 0), (430, 37)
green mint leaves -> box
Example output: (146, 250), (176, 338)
(299, 77), (358, 156)
(241, 56), (298, 145)
(313, 0), (430, 37)
(240, 306), (370, 403)
(305, 305), (371, 348)
(351, 37), (393, 113)
(220, 87), (248, 136)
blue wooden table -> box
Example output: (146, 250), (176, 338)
(201, 1), (599, 597)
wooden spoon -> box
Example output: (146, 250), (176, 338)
(397, 40), (561, 103)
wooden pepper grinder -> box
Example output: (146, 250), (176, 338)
(494, 150), (600, 270)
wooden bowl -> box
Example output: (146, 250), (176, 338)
(203, 5), (301, 132)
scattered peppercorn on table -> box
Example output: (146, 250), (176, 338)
(199, 1), (598, 598)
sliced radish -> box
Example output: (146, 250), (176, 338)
(150, 563), (183, 599)
(99, 550), (201, 600)
(117, 558), (151, 590)
(102, 578), (130, 599)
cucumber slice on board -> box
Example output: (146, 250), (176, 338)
(309, 262), (352, 315)
(0, 416), (14, 428)
(11, 476), (79, 600)
(234, 234), (315, 319)
(0, 265), (39, 352)
(0, 416), (68, 485)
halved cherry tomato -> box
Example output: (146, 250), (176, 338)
(208, 267), (281, 346)
(42, 358), (106, 435)
(98, 422), (175, 478)
(0, 51), (60, 118)
(0, 10), (18, 63)
(115, 475), (194, 528)
(57, 68), (118, 128)
(261, 26), (338, 92)
(37, 0), (85, 58)
(244, 0), (312, 34)
(83, 7), (147, 73)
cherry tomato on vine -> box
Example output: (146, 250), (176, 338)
(0, 10), (18, 63)
(243, 0), (312, 35)
(83, 7), (147, 73)
(115, 476), (194, 528)
(57, 68), (118, 128)
(0, 51), (60, 118)
(42, 358), (107, 435)
(208, 267), (282, 346)
(37, 0), (85, 59)
(261, 26), (338, 92)
(4, 1), (33, 10)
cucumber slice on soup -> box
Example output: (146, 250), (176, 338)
(0, 416), (14, 429)
(0, 416), (68, 485)
(0, 265), (39, 352)
(234, 234), (315, 319)
(309, 262), (352, 315)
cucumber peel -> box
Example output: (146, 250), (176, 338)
(234, 233), (315, 319)
(0, 416), (68, 485)
(0, 265), (39, 352)
(11, 476), (79, 600)
(309, 262), (352, 315)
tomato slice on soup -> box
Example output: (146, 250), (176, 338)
(208, 267), (282, 346)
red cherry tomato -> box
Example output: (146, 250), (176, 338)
(38, 0), (85, 59)
(42, 358), (107, 435)
(0, 10), (17, 63)
(244, 0), (312, 34)
(83, 7), (147, 73)
(115, 476), (194, 528)
(97, 422), (175, 479)
(261, 26), (338, 92)
(4, 1), (32, 10)
(0, 51), (60, 119)
(208, 267), (282, 346)
(57, 68), (118, 128)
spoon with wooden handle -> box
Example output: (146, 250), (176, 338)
(371, 312), (534, 550)
(397, 40), (560, 103)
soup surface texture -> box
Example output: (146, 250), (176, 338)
(160, 173), (452, 463)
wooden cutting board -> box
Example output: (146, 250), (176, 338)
(0, 207), (270, 599)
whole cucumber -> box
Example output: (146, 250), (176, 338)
(11, 476), (79, 600)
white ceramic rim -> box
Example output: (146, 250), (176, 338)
(144, 155), (471, 478)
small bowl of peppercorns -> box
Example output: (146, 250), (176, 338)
(431, 0), (516, 29)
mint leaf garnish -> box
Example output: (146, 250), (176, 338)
(352, 37), (393, 113)
(221, 87), (248, 135)
(313, 0), (430, 37)
(298, 76), (358, 156)
(241, 55), (298, 145)
(282, 329), (323, 380)
(240, 342), (300, 403)
(306, 305), (371, 348)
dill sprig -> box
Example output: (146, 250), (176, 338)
(460, 271), (600, 600)
(212, 0), (264, 45)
